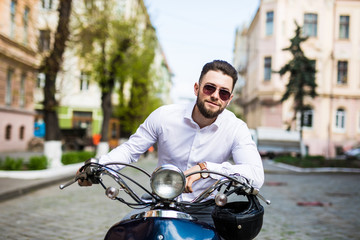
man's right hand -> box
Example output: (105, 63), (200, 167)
(77, 169), (93, 186)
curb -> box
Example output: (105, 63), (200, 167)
(0, 174), (73, 203)
(265, 160), (360, 174)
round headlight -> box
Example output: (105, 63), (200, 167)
(150, 164), (185, 200)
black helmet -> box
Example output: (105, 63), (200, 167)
(212, 194), (264, 240)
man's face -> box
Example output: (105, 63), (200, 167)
(194, 70), (233, 119)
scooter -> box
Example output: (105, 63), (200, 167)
(60, 159), (270, 240)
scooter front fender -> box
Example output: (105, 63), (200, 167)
(104, 217), (221, 240)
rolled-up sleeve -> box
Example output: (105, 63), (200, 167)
(206, 126), (264, 189)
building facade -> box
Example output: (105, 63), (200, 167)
(35, 0), (172, 149)
(234, 0), (360, 158)
(0, 0), (39, 152)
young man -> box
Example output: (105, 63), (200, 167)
(80, 60), (264, 224)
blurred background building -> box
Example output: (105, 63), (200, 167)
(2, 0), (359, 159)
(233, 0), (360, 158)
(0, 0), (39, 151)
(0, 0), (172, 152)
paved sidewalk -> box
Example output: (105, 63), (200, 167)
(0, 158), (359, 202)
(0, 163), (82, 202)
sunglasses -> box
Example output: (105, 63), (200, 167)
(202, 84), (232, 101)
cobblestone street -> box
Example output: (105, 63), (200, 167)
(0, 158), (359, 240)
(257, 173), (360, 240)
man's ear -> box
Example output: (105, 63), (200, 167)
(194, 82), (199, 96)
(227, 94), (234, 106)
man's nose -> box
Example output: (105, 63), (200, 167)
(210, 89), (220, 100)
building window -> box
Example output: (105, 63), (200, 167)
(6, 69), (14, 106)
(303, 108), (314, 128)
(42, 0), (53, 10)
(337, 61), (348, 85)
(266, 11), (274, 36)
(339, 15), (350, 39)
(23, 6), (30, 44)
(37, 73), (45, 88)
(303, 13), (318, 37)
(264, 57), (272, 81)
(19, 126), (25, 140)
(39, 30), (51, 52)
(335, 108), (346, 130)
(20, 73), (26, 108)
(5, 125), (12, 140)
(10, 0), (17, 38)
(80, 72), (90, 91)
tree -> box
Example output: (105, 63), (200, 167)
(72, 0), (129, 155)
(72, 0), (161, 153)
(277, 22), (317, 157)
(39, 0), (72, 167)
(115, 24), (162, 137)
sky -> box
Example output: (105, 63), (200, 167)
(143, 0), (260, 103)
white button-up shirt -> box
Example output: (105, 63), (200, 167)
(99, 102), (264, 201)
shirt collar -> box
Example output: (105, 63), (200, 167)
(184, 100), (225, 129)
(184, 101), (195, 121)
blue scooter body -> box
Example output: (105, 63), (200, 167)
(104, 217), (221, 240)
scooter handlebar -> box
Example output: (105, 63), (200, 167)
(59, 158), (101, 190)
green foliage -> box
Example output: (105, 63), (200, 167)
(27, 156), (48, 170)
(0, 152), (95, 171)
(0, 157), (24, 170)
(61, 151), (95, 165)
(274, 155), (360, 168)
(114, 20), (162, 136)
(0, 156), (47, 170)
(303, 155), (325, 161)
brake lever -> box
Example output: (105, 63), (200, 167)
(231, 175), (271, 205)
(251, 188), (271, 205)
(59, 171), (88, 190)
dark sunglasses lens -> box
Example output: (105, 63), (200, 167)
(219, 90), (231, 101)
(203, 84), (231, 101)
(203, 85), (216, 95)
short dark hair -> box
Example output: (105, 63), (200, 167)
(199, 60), (238, 91)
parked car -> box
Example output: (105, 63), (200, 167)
(344, 147), (360, 160)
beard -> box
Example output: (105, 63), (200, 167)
(196, 95), (226, 119)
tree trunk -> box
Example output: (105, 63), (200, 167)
(299, 100), (306, 159)
(96, 90), (111, 157)
(41, 0), (72, 167)
(43, 72), (61, 140)
(100, 91), (112, 142)
(300, 126), (306, 159)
